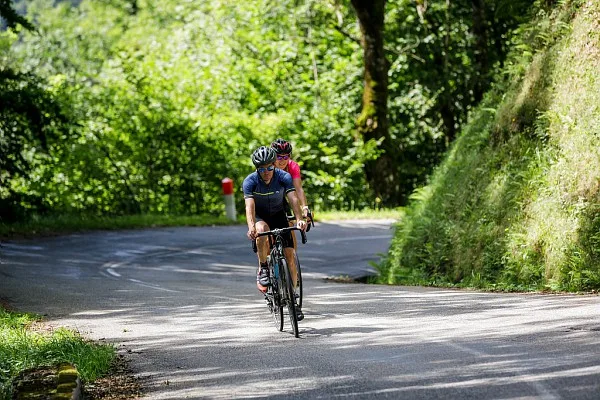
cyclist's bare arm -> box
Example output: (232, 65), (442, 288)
(245, 198), (257, 239)
(286, 191), (307, 231)
(292, 177), (309, 218)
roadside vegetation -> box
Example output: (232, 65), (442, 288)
(378, 0), (600, 293)
(0, 209), (401, 239)
(0, 306), (115, 400)
(0, 213), (237, 239)
(316, 208), (404, 221)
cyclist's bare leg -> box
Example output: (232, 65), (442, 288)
(255, 221), (270, 264)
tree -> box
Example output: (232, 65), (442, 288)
(350, 0), (396, 206)
(0, 0), (34, 30)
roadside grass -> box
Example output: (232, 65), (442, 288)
(0, 209), (403, 240)
(315, 208), (404, 222)
(0, 307), (115, 400)
(0, 213), (239, 239)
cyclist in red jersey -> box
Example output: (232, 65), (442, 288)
(271, 138), (311, 221)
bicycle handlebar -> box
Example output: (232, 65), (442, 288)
(251, 226), (307, 253)
(287, 210), (315, 232)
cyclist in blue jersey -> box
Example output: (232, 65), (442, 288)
(243, 146), (307, 320)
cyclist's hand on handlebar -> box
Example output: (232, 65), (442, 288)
(296, 219), (307, 232)
(247, 226), (257, 240)
(302, 206), (310, 219)
(302, 206), (313, 224)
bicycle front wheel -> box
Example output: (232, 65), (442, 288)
(281, 258), (299, 338)
(269, 262), (284, 332)
(270, 295), (283, 332)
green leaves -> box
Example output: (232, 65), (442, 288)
(2, 0), (376, 218)
(0, 0), (34, 31)
(2, 0), (531, 219)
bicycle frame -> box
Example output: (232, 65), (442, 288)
(251, 226), (307, 253)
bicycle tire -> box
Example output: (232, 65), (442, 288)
(281, 258), (299, 338)
(295, 253), (303, 309)
(271, 294), (284, 332)
(269, 257), (284, 332)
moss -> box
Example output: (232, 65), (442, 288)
(11, 364), (80, 400)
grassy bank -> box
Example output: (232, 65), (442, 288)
(378, 0), (600, 292)
(315, 208), (404, 221)
(0, 307), (114, 400)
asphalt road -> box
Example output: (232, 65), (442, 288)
(1, 220), (599, 399)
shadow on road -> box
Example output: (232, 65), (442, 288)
(1, 224), (599, 399)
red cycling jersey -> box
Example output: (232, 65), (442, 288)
(284, 160), (301, 180)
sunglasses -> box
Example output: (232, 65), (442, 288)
(257, 165), (275, 173)
(277, 155), (290, 160)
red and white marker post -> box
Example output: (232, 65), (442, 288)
(222, 177), (237, 221)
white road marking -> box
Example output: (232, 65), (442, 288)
(128, 278), (179, 293)
(106, 268), (121, 277)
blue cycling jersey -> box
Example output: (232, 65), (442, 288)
(243, 169), (295, 218)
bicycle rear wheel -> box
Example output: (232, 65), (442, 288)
(295, 253), (303, 309)
(281, 258), (299, 338)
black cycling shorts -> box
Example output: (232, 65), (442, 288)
(256, 210), (293, 248)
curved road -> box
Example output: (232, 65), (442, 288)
(1, 220), (599, 399)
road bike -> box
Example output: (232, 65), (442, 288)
(253, 226), (307, 338)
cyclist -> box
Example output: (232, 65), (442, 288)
(271, 138), (311, 222)
(243, 146), (307, 320)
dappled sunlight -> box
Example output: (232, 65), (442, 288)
(71, 309), (134, 317)
(147, 369), (354, 400)
(382, 356), (600, 392)
(127, 315), (600, 399)
(3, 225), (600, 398)
(303, 284), (600, 345)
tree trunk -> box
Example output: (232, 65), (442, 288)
(471, 0), (489, 103)
(350, 0), (395, 206)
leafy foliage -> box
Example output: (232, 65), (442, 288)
(0, 0), (34, 30)
(1, 0), (531, 220)
(0, 65), (72, 221)
(2, 0), (381, 219)
(379, 0), (600, 292)
(383, 0), (531, 203)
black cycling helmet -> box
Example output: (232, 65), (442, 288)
(251, 146), (277, 167)
(271, 138), (293, 155)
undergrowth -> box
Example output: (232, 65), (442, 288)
(378, 0), (600, 292)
